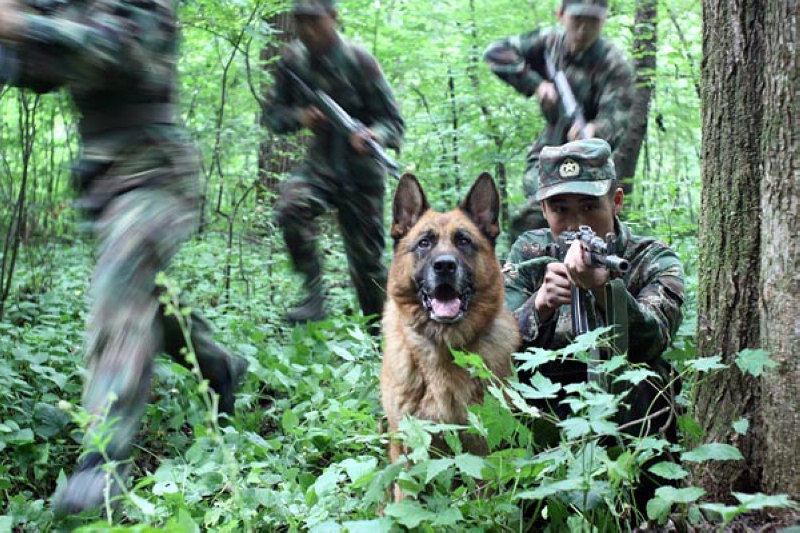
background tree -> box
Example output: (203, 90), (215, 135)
(695, 0), (798, 500)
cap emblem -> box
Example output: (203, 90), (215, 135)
(559, 158), (580, 178)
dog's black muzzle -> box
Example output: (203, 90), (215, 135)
(417, 254), (473, 324)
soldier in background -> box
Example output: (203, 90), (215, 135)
(484, 0), (634, 238)
(0, 0), (248, 516)
(264, 0), (404, 327)
(504, 139), (684, 514)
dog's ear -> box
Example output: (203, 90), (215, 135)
(391, 173), (430, 242)
(460, 172), (500, 243)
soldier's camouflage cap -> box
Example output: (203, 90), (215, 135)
(536, 138), (615, 201)
(562, 0), (608, 18)
(292, 0), (336, 16)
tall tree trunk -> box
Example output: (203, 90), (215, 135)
(696, 0), (799, 501)
(614, 0), (657, 196)
(758, 0), (799, 497)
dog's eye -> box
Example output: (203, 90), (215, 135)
(417, 238), (431, 250)
(456, 235), (472, 247)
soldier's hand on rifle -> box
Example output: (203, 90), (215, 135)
(349, 128), (377, 156)
(564, 239), (609, 290)
(568, 120), (596, 141)
(297, 106), (327, 133)
(534, 262), (572, 320)
(535, 81), (559, 112)
(0, 0), (26, 41)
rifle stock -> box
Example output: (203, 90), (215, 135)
(279, 64), (400, 178)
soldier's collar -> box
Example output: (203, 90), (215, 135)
(613, 217), (629, 254)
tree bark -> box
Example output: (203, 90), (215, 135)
(696, 0), (799, 502)
(758, 0), (799, 498)
(614, 0), (657, 196)
(694, 0), (765, 501)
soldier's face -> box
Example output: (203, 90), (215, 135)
(542, 189), (623, 239)
(559, 12), (605, 53)
(295, 12), (338, 54)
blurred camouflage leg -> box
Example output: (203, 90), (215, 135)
(53, 186), (196, 516)
(337, 184), (386, 333)
(275, 176), (328, 324)
(160, 306), (249, 416)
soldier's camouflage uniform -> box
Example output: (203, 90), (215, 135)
(504, 138), (684, 509)
(0, 0), (247, 515)
(485, 26), (634, 232)
(264, 32), (404, 322)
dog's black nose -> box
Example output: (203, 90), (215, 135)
(433, 255), (457, 275)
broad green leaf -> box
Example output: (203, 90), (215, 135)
(431, 507), (463, 527)
(681, 443), (743, 462)
(340, 518), (393, 533)
(340, 457), (378, 484)
(614, 367), (658, 386)
(383, 500), (436, 528)
(454, 454), (486, 479)
(686, 355), (727, 372)
(646, 496), (672, 521)
(732, 492), (796, 511)
(734, 349), (776, 377)
(648, 461), (689, 480)
(655, 486), (706, 504)
(128, 492), (156, 516)
(558, 417), (591, 439)
(515, 477), (586, 501)
(281, 409), (299, 432)
(515, 348), (557, 372)
(732, 418), (749, 435)
(514, 372), (561, 400)
(425, 458), (455, 484)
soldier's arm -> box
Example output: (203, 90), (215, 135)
(353, 47), (404, 151)
(262, 48), (306, 135)
(590, 49), (635, 149)
(504, 235), (558, 346)
(483, 30), (548, 98)
(620, 247), (685, 363)
(8, 0), (177, 88)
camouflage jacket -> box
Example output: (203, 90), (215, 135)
(485, 28), (634, 157)
(0, 0), (197, 205)
(504, 220), (685, 366)
(264, 35), (404, 184)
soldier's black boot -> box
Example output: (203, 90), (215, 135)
(284, 285), (327, 325)
(161, 308), (249, 418)
(52, 452), (129, 518)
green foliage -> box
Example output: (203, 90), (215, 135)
(4, 0), (792, 531)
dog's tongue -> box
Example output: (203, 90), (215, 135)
(431, 298), (461, 319)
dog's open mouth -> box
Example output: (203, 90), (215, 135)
(420, 284), (471, 324)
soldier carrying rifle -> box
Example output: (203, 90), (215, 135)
(503, 138), (685, 516)
(484, 0), (634, 237)
(264, 0), (405, 328)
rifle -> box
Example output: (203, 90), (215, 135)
(545, 226), (629, 390)
(279, 64), (400, 178)
(543, 53), (591, 141)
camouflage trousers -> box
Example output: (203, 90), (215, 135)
(80, 171), (242, 461)
(275, 169), (387, 319)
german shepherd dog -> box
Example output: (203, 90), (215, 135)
(381, 173), (520, 495)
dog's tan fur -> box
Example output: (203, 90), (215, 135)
(380, 173), (520, 492)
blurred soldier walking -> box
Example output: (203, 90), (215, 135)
(264, 0), (404, 327)
(484, 0), (634, 237)
(0, 0), (248, 516)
